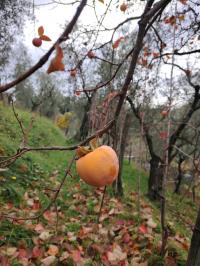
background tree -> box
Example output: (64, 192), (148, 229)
(0, 0), (32, 71)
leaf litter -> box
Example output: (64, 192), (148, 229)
(0, 171), (189, 265)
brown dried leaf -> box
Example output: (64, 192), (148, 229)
(47, 45), (65, 74)
(40, 35), (51, 41)
(41, 255), (56, 266)
(38, 26), (44, 37)
(107, 245), (127, 265)
(47, 245), (59, 256)
(76, 146), (91, 158)
(89, 137), (99, 150)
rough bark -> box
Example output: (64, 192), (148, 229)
(79, 100), (91, 141)
(186, 208), (200, 266)
(148, 155), (164, 200)
(114, 113), (131, 196)
(174, 156), (185, 194)
(127, 83), (200, 201)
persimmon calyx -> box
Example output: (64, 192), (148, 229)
(76, 146), (91, 159)
(76, 137), (99, 159)
(89, 137), (99, 151)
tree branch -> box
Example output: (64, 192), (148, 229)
(0, 0), (87, 93)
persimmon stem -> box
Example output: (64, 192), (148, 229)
(97, 186), (107, 223)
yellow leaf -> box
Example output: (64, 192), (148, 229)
(98, 0), (104, 3)
(178, 14), (185, 21)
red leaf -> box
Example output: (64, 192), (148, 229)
(144, 52), (151, 57)
(32, 246), (43, 258)
(112, 37), (124, 49)
(18, 249), (28, 260)
(34, 223), (45, 233)
(47, 45), (65, 74)
(161, 43), (167, 49)
(164, 16), (176, 25)
(38, 26), (44, 37)
(164, 17), (170, 24)
(0, 255), (10, 266)
(43, 210), (56, 222)
(161, 110), (169, 117)
(185, 69), (191, 76)
(179, 0), (187, 4)
(71, 250), (81, 263)
(32, 199), (41, 211)
(87, 50), (96, 59)
(40, 35), (51, 41)
(141, 58), (148, 66)
(153, 52), (159, 58)
(6, 203), (13, 209)
(139, 224), (148, 234)
(70, 69), (77, 77)
(122, 232), (131, 243)
(159, 131), (168, 140)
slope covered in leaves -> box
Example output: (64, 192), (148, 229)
(0, 176), (189, 266)
(0, 103), (193, 266)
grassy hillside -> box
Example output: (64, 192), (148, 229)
(0, 102), (72, 206)
(0, 103), (196, 265)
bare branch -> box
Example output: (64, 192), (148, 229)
(0, 0), (87, 93)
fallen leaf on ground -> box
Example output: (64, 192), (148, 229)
(47, 245), (59, 256)
(107, 245), (127, 265)
(41, 255), (56, 266)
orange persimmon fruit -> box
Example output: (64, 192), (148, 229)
(76, 145), (119, 187)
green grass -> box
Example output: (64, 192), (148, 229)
(0, 102), (73, 205)
(123, 160), (197, 236)
(0, 220), (35, 247)
(0, 102), (196, 265)
(123, 160), (148, 194)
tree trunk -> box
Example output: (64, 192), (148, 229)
(128, 143), (132, 164)
(77, 100), (91, 141)
(174, 157), (185, 194)
(148, 156), (164, 200)
(0, 92), (4, 102)
(114, 113), (131, 197)
(186, 208), (200, 266)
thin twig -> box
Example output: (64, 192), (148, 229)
(97, 186), (107, 223)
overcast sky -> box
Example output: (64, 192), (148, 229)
(23, 0), (143, 59)
(17, 0), (200, 105)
